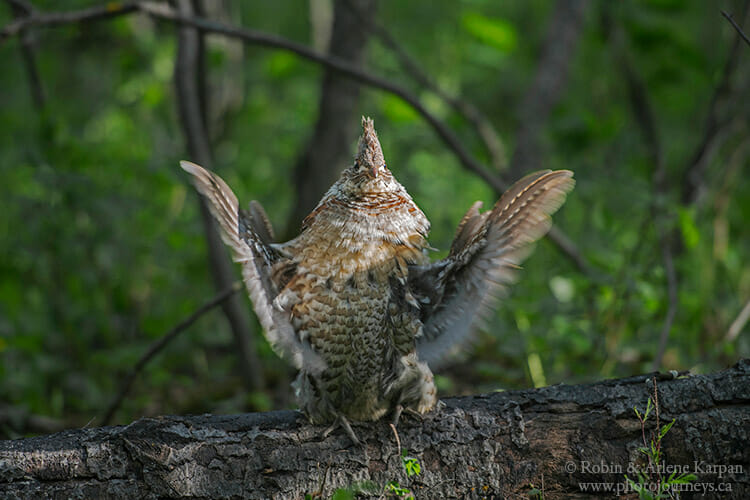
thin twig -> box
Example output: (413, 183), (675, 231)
(101, 281), (242, 426)
(0, 0), (140, 41)
(725, 299), (750, 343)
(546, 225), (593, 276)
(389, 422), (401, 457)
(682, 2), (749, 205)
(651, 378), (663, 485)
(722, 10), (750, 47)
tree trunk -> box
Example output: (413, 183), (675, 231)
(284, 0), (378, 237)
(509, 0), (589, 181)
(1, 360), (748, 499)
(174, 0), (264, 393)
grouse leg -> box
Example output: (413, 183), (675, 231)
(322, 414), (361, 445)
(391, 402), (425, 427)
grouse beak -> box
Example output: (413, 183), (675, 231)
(371, 164), (379, 178)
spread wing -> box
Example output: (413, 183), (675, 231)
(179, 161), (325, 375)
(245, 199), (275, 246)
(410, 170), (575, 369)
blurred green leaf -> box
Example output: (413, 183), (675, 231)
(266, 52), (298, 78)
(678, 207), (700, 249)
(382, 95), (420, 124)
(461, 11), (517, 53)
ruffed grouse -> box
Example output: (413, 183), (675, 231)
(181, 117), (574, 443)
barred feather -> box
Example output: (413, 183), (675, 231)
(413, 170), (575, 368)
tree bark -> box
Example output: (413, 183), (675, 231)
(1, 360), (748, 499)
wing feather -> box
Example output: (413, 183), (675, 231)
(246, 200), (275, 245)
(412, 170), (575, 368)
(180, 160), (325, 374)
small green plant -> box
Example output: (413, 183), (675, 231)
(527, 473), (545, 499)
(384, 480), (414, 499)
(402, 449), (421, 477)
(382, 448), (421, 498)
(624, 380), (696, 499)
(317, 446), (422, 499)
(527, 485), (543, 499)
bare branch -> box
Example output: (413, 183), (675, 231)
(722, 9), (750, 47)
(0, 2), (503, 194)
(0, 0), (140, 42)
(101, 282), (242, 426)
(141, 3), (508, 191)
(546, 225), (593, 276)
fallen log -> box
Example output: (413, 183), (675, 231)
(1, 360), (748, 499)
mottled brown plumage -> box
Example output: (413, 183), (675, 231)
(180, 117), (574, 443)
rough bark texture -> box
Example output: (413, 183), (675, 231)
(1, 360), (748, 499)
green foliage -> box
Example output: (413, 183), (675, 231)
(0, 1), (747, 435)
(461, 11), (518, 54)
